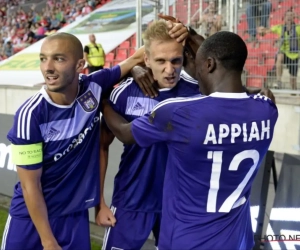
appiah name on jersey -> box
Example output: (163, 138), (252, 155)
(204, 120), (270, 145)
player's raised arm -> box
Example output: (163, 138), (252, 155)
(95, 118), (116, 227)
(102, 98), (174, 146)
(8, 111), (60, 249)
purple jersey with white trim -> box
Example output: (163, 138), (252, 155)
(109, 71), (199, 212)
(7, 66), (121, 218)
(131, 92), (278, 249)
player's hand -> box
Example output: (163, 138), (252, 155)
(131, 65), (157, 98)
(43, 242), (62, 250)
(96, 203), (117, 227)
(130, 46), (145, 65)
(260, 88), (276, 103)
(159, 14), (188, 43)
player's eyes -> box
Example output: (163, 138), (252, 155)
(172, 58), (183, 65)
(56, 57), (64, 62)
(157, 60), (165, 64)
(40, 57), (46, 62)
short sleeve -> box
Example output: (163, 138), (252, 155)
(84, 46), (89, 54)
(109, 77), (133, 115)
(131, 101), (174, 148)
(7, 108), (44, 170)
(87, 65), (121, 93)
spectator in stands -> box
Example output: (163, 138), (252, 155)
(3, 40), (13, 57)
(198, 1), (222, 37)
(84, 34), (106, 73)
(258, 10), (300, 90)
(246, 0), (271, 42)
(0, 0), (101, 62)
(49, 13), (61, 31)
(82, 2), (93, 16)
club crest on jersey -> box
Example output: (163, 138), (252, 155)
(78, 90), (98, 112)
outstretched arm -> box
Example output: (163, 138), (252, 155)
(102, 100), (135, 144)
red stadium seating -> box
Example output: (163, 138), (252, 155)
(246, 76), (265, 88)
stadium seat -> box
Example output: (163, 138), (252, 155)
(246, 76), (265, 88)
(106, 52), (114, 62)
(116, 53), (127, 61)
(120, 41), (130, 49)
(247, 66), (268, 78)
(129, 47), (136, 56)
(247, 44), (262, 58)
(258, 43), (278, 58)
(278, 0), (293, 10)
(237, 21), (248, 33)
(131, 37), (136, 48)
(117, 48), (128, 58)
(245, 58), (259, 72)
(265, 58), (276, 70)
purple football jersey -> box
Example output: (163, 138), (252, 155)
(7, 66), (121, 218)
(131, 92), (278, 249)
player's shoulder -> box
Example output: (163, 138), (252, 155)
(152, 94), (207, 114)
(180, 70), (198, 85)
(109, 77), (139, 104)
(15, 90), (44, 118)
(249, 93), (277, 109)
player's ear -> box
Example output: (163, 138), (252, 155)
(144, 52), (150, 67)
(76, 59), (86, 73)
(206, 57), (216, 73)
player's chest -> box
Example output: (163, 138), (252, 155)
(39, 103), (101, 143)
(124, 96), (160, 118)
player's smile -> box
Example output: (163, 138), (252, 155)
(45, 75), (59, 85)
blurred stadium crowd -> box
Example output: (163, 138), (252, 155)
(0, 0), (299, 89)
(0, 0), (106, 61)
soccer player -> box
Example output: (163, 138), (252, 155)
(102, 31), (278, 250)
(98, 20), (202, 250)
(1, 21), (188, 250)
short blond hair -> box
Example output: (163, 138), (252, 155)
(143, 20), (173, 53)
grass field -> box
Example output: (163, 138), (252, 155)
(0, 209), (101, 249)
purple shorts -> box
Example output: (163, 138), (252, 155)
(102, 206), (161, 250)
(1, 210), (90, 250)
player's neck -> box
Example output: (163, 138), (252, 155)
(212, 72), (244, 93)
(183, 67), (194, 79)
(47, 84), (79, 105)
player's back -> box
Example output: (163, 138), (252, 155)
(157, 92), (278, 250)
(109, 74), (199, 212)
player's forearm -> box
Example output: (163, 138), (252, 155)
(100, 147), (109, 206)
(118, 46), (144, 79)
(102, 102), (135, 144)
(22, 184), (57, 247)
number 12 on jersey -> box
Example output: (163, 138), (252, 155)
(207, 150), (260, 213)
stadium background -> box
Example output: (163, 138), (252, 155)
(0, 0), (300, 249)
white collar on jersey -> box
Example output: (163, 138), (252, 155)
(209, 92), (249, 99)
(41, 84), (81, 108)
(180, 69), (193, 79)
